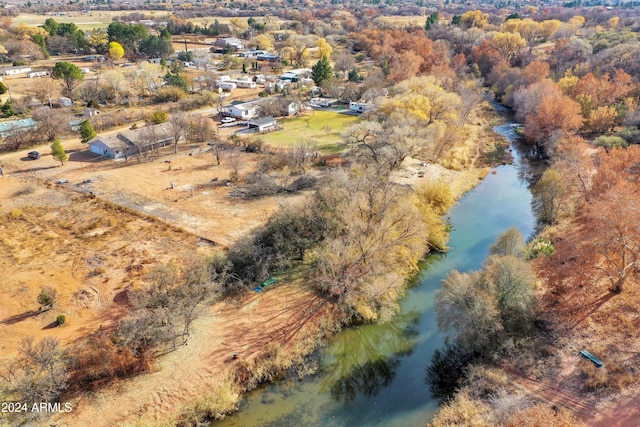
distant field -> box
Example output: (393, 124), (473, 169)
(376, 15), (428, 27)
(12, 12), (118, 30)
(12, 11), (286, 31)
(256, 110), (359, 152)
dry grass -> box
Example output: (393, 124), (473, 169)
(0, 183), (210, 366)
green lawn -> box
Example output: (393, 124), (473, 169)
(255, 110), (359, 153)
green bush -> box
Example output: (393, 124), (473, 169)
(37, 287), (57, 309)
(0, 81), (7, 95)
(150, 110), (169, 124)
(529, 238), (555, 259)
(616, 127), (640, 145)
(56, 314), (66, 326)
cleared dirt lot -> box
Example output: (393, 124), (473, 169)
(0, 177), (213, 360)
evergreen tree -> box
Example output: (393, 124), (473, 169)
(79, 119), (96, 143)
(348, 67), (363, 82)
(312, 55), (333, 85)
(1, 99), (16, 116)
(50, 139), (68, 166)
(425, 12), (439, 30)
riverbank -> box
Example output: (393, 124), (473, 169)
(40, 102), (504, 427)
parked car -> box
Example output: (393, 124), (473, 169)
(27, 151), (40, 160)
(221, 117), (237, 124)
(54, 179), (69, 184)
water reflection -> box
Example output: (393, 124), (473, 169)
(321, 310), (420, 403)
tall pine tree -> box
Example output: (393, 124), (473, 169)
(79, 119), (96, 143)
(312, 55), (333, 86)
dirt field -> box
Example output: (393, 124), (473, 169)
(0, 177), (212, 370)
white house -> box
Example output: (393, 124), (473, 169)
(1, 66), (32, 76)
(222, 99), (263, 120)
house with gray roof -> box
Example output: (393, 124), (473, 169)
(88, 123), (178, 159)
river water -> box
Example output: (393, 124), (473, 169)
(215, 122), (540, 427)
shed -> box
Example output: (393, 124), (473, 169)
(84, 108), (100, 117)
(88, 135), (128, 159)
(58, 97), (72, 107)
(248, 116), (277, 132)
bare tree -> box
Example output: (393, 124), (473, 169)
(0, 337), (68, 405)
(287, 34), (315, 67)
(292, 138), (317, 172)
(28, 78), (58, 108)
(226, 149), (243, 182)
(137, 125), (158, 161)
(209, 139), (228, 165)
(589, 192), (640, 293)
(75, 76), (102, 105)
(169, 112), (189, 153)
(32, 108), (70, 142)
(189, 116), (214, 143)
(101, 70), (128, 104)
(333, 50), (356, 76)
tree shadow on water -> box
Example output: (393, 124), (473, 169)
(425, 341), (475, 403)
(321, 310), (420, 404)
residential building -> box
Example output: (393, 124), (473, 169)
(213, 37), (245, 51)
(88, 123), (178, 159)
(222, 99), (263, 120)
(0, 118), (36, 138)
(0, 66), (32, 76)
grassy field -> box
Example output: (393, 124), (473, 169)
(12, 12), (118, 31)
(254, 110), (359, 152)
(375, 15), (428, 27)
(12, 12), (289, 31)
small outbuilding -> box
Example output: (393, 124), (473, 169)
(247, 116), (277, 132)
(58, 97), (73, 107)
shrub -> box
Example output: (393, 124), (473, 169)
(37, 286), (58, 309)
(594, 135), (628, 153)
(416, 179), (455, 215)
(154, 86), (184, 103)
(0, 81), (7, 94)
(616, 127), (640, 145)
(245, 138), (263, 153)
(56, 314), (66, 326)
(150, 110), (169, 124)
(9, 208), (23, 220)
(529, 238), (555, 258)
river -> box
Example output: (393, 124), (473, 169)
(215, 122), (541, 427)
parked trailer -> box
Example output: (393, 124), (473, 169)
(231, 80), (257, 89)
(580, 349), (604, 368)
(27, 71), (50, 78)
